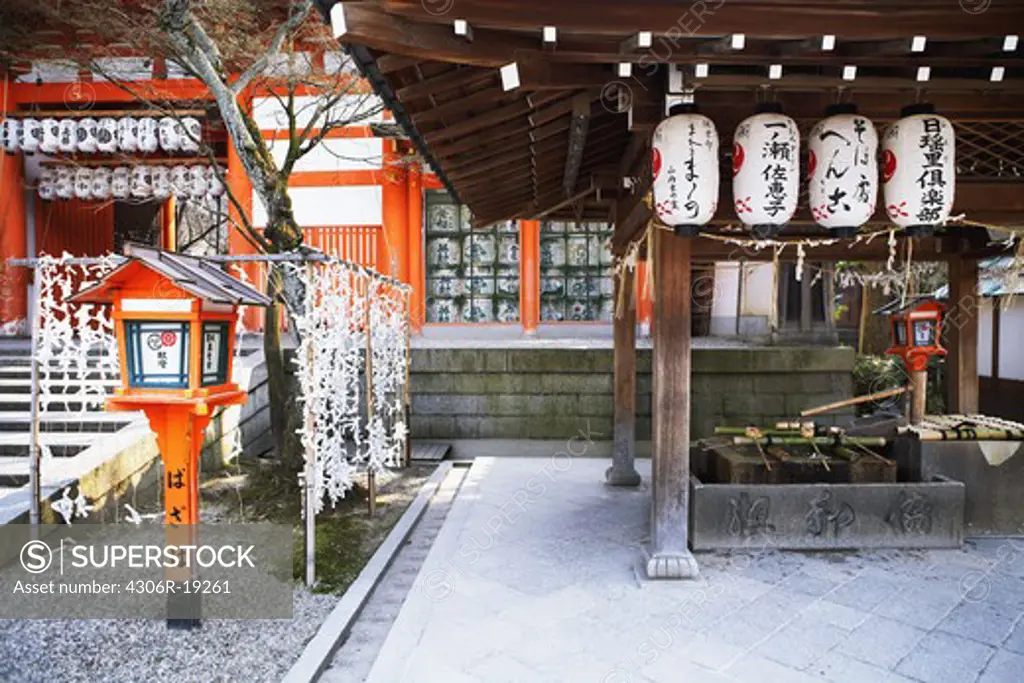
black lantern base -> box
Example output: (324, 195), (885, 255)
(905, 224), (936, 238)
(828, 226), (860, 239)
(673, 224), (703, 237)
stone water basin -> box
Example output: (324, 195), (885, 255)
(689, 440), (965, 551)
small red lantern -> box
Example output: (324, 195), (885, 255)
(885, 298), (946, 372)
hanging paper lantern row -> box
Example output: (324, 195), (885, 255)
(0, 115), (204, 156)
(652, 104), (720, 236)
(732, 103), (799, 237)
(807, 104), (879, 238)
(38, 164), (225, 202)
(652, 102), (956, 237)
(882, 104), (956, 237)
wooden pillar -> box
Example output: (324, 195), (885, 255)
(946, 255), (980, 415)
(646, 229), (698, 579)
(520, 219), (540, 333)
(407, 163), (424, 333)
(161, 197), (177, 251)
(382, 140), (409, 282)
(607, 266), (641, 487)
(0, 73), (28, 332)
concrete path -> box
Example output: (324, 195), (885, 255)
(361, 457), (1024, 683)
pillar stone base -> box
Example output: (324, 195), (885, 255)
(643, 546), (700, 580)
(605, 464), (641, 487)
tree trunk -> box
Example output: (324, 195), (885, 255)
(263, 264), (303, 471)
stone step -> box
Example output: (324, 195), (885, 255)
(0, 379), (120, 394)
(0, 394), (110, 411)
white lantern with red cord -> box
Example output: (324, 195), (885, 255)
(807, 104), (879, 238)
(652, 103), (719, 236)
(732, 102), (799, 238)
(882, 103), (956, 238)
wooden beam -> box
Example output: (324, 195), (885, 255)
(946, 254), (981, 414)
(423, 99), (533, 144)
(411, 88), (517, 128)
(647, 228), (699, 578)
(380, 0), (1024, 41)
(607, 264), (641, 486)
(395, 66), (494, 100)
(563, 94), (591, 196)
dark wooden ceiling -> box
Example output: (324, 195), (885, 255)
(324, 0), (1024, 247)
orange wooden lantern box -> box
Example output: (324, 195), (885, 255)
(884, 297), (947, 373)
(70, 243), (269, 528)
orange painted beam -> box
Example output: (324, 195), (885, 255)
(519, 220), (540, 333)
(8, 79), (214, 106)
(407, 163), (424, 332)
(260, 126), (376, 140)
(287, 169), (383, 187)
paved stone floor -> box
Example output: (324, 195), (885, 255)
(364, 457), (1024, 683)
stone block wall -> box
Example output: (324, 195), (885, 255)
(410, 347), (856, 442)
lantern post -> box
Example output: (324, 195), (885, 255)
(70, 244), (270, 628)
(884, 298), (947, 424)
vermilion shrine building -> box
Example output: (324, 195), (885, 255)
(3, 0), (1024, 574)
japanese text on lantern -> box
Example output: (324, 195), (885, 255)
(761, 121), (794, 218)
(916, 118), (948, 223)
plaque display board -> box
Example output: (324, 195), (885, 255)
(425, 191), (520, 323)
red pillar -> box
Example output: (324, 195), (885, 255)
(519, 220), (540, 333)
(636, 260), (653, 335)
(0, 73), (28, 331)
(407, 163), (424, 332)
(226, 94), (261, 331)
(381, 140), (409, 281)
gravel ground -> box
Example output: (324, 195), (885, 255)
(0, 466), (434, 683)
(0, 589), (336, 683)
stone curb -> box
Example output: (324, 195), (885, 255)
(282, 461), (454, 683)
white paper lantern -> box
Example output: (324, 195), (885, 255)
(2, 118), (21, 154)
(76, 118), (98, 153)
(732, 104), (799, 236)
(882, 103), (956, 237)
(152, 166), (172, 200)
(55, 167), (74, 199)
(91, 167), (112, 199)
(137, 118), (159, 153)
(189, 165), (209, 198)
(38, 167), (57, 201)
(179, 117), (202, 153)
(21, 118), (42, 154)
(158, 116), (181, 152)
(652, 104), (719, 235)
(74, 167), (93, 200)
(117, 117), (138, 153)
(96, 118), (118, 153)
(38, 118), (58, 155)
(171, 165), (191, 197)
(207, 165), (225, 197)
(58, 119), (77, 153)
(111, 166), (131, 199)
(130, 165), (153, 198)
(808, 104), (879, 237)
